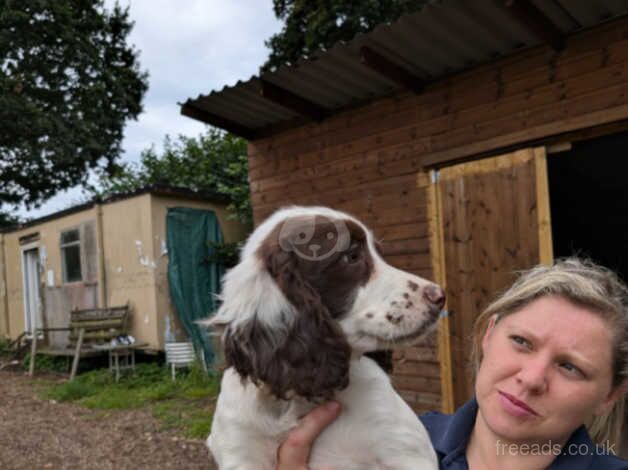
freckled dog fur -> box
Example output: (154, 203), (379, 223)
(205, 206), (444, 470)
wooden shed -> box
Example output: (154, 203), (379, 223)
(0, 186), (249, 352)
(182, 1), (628, 415)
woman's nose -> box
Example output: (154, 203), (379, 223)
(516, 357), (549, 394)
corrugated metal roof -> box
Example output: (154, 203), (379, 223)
(181, 0), (628, 139)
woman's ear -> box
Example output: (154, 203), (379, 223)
(481, 314), (500, 353)
(594, 381), (628, 416)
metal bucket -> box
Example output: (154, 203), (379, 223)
(165, 341), (195, 380)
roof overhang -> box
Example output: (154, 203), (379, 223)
(182, 0), (628, 140)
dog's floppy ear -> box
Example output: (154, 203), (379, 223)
(224, 245), (351, 401)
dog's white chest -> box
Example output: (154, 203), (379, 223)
(308, 359), (437, 470)
(208, 358), (438, 470)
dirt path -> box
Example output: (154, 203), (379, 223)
(0, 370), (216, 470)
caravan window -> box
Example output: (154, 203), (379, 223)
(60, 228), (82, 283)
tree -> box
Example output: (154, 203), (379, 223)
(93, 128), (252, 226)
(262, 0), (430, 72)
(0, 0), (148, 213)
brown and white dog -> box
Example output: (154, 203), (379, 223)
(205, 206), (443, 470)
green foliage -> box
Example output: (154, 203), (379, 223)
(262, 0), (431, 72)
(0, 0), (148, 210)
(92, 128), (252, 226)
(43, 361), (221, 438)
(0, 211), (20, 228)
(0, 335), (10, 356)
(206, 240), (242, 268)
(22, 352), (68, 373)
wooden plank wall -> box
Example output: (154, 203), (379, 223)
(246, 17), (628, 414)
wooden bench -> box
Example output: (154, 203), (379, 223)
(29, 304), (140, 380)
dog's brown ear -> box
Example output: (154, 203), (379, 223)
(223, 246), (351, 401)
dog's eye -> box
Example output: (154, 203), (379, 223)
(341, 250), (361, 264)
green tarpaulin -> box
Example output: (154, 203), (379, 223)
(166, 207), (224, 366)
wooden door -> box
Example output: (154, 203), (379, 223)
(423, 147), (553, 411)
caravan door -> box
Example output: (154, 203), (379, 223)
(22, 246), (42, 334)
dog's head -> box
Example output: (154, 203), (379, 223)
(207, 206), (445, 400)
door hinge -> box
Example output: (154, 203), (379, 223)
(431, 169), (440, 183)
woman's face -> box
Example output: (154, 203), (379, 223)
(475, 295), (622, 445)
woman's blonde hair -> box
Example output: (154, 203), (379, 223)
(470, 258), (628, 451)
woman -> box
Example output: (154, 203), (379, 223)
(277, 258), (628, 469)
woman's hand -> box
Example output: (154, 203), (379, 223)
(276, 401), (341, 470)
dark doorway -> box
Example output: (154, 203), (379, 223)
(548, 131), (628, 458)
(547, 131), (628, 282)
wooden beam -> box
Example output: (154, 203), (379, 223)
(259, 80), (327, 121)
(180, 102), (257, 140)
(502, 0), (564, 51)
(421, 169), (455, 414)
(360, 46), (426, 94)
(29, 330), (37, 376)
(70, 328), (84, 381)
(533, 147), (554, 266)
(420, 105), (628, 168)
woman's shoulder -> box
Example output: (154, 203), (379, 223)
(418, 408), (628, 469)
(417, 401), (479, 458)
(418, 410), (456, 441)
(419, 410), (452, 427)
(589, 453), (628, 469)
(561, 425), (628, 469)
(418, 400), (478, 438)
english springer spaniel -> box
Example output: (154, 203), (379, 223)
(205, 206), (443, 470)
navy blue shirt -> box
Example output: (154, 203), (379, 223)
(419, 399), (628, 470)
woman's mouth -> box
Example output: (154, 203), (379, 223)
(498, 391), (539, 418)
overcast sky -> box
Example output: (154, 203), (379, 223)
(18, 0), (282, 219)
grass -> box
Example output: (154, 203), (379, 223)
(0, 335), (12, 357)
(41, 361), (221, 439)
(1, 337), (68, 372)
(21, 352), (69, 372)
(153, 399), (215, 438)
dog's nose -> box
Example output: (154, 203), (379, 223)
(386, 312), (404, 325)
(423, 285), (446, 310)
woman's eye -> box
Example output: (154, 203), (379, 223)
(510, 335), (530, 349)
(559, 362), (583, 377)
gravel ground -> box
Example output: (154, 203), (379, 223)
(0, 369), (217, 470)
